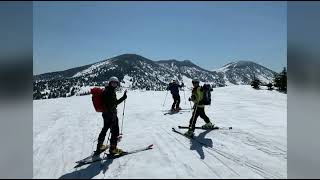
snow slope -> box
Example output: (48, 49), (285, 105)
(33, 85), (287, 178)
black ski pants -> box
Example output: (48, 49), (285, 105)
(97, 111), (119, 148)
(171, 94), (181, 110)
(188, 106), (210, 131)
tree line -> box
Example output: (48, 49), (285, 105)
(251, 67), (287, 93)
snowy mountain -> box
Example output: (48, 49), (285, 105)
(33, 85), (287, 178)
(157, 59), (225, 87)
(214, 60), (276, 85)
(33, 54), (277, 100)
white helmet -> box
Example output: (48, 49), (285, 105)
(109, 76), (119, 83)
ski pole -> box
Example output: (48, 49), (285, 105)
(183, 88), (187, 105)
(121, 99), (126, 134)
(162, 90), (168, 107)
(187, 88), (192, 109)
(190, 103), (199, 130)
(118, 99), (126, 142)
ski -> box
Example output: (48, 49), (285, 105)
(163, 109), (191, 115)
(106, 144), (154, 159)
(74, 144), (154, 168)
(162, 108), (192, 112)
(172, 127), (210, 147)
(75, 144), (109, 164)
(164, 111), (183, 115)
(178, 126), (232, 130)
(177, 108), (192, 111)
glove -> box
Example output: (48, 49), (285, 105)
(122, 90), (127, 99)
(190, 95), (196, 101)
(188, 97), (191, 101)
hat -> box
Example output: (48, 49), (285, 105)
(192, 79), (200, 83)
(108, 76), (120, 86)
(109, 76), (119, 83)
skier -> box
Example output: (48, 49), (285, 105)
(184, 79), (214, 137)
(94, 76), (127, 155)
(166, 80), (184, 111)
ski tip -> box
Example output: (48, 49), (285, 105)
(229, 127), (232, 129)
(148, 144), (154, 148)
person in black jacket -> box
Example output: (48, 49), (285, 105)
(94, 76), (127, 155)
(167, 80), (184, 111)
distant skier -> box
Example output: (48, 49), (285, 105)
(167, 80), (184, 111)
(184, 79), (214, 137)
(94, 76), (127, 155)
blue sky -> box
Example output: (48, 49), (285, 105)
(33, 1), (286, 75)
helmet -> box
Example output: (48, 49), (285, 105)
(109, 76), (119, 83)
(108, 76), (120, 86)
(192, 79), (200, 84)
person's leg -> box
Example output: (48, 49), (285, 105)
(198, 107), (210, 124)
(96, 113), (112, 152)
(176, 95), (181, 110)
(188, 107), (200, 132)
(199, 107), (214, 128)
(171, 95), (176, 110)
(109, 115), (120, 153)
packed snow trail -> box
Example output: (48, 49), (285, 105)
(33, 85), (287, 178)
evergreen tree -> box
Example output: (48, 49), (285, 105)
(251, 77), (261, 89)
(266, 83), (273, 90)
(274, 67), (287, 93)
(70, 87), (76, 96)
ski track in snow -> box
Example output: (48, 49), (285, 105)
(33, 85), (287, 178)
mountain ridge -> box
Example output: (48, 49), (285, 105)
(33, 54), (277, 99)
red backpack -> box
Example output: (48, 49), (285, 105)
(90, 87), (107, 112)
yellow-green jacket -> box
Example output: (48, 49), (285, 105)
(191, 86), (205, 108)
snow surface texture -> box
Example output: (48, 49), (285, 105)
(34, 85), (287, 179)
(72, 60), (112, 78)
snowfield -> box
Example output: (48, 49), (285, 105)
(33, 85), (287, 179)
